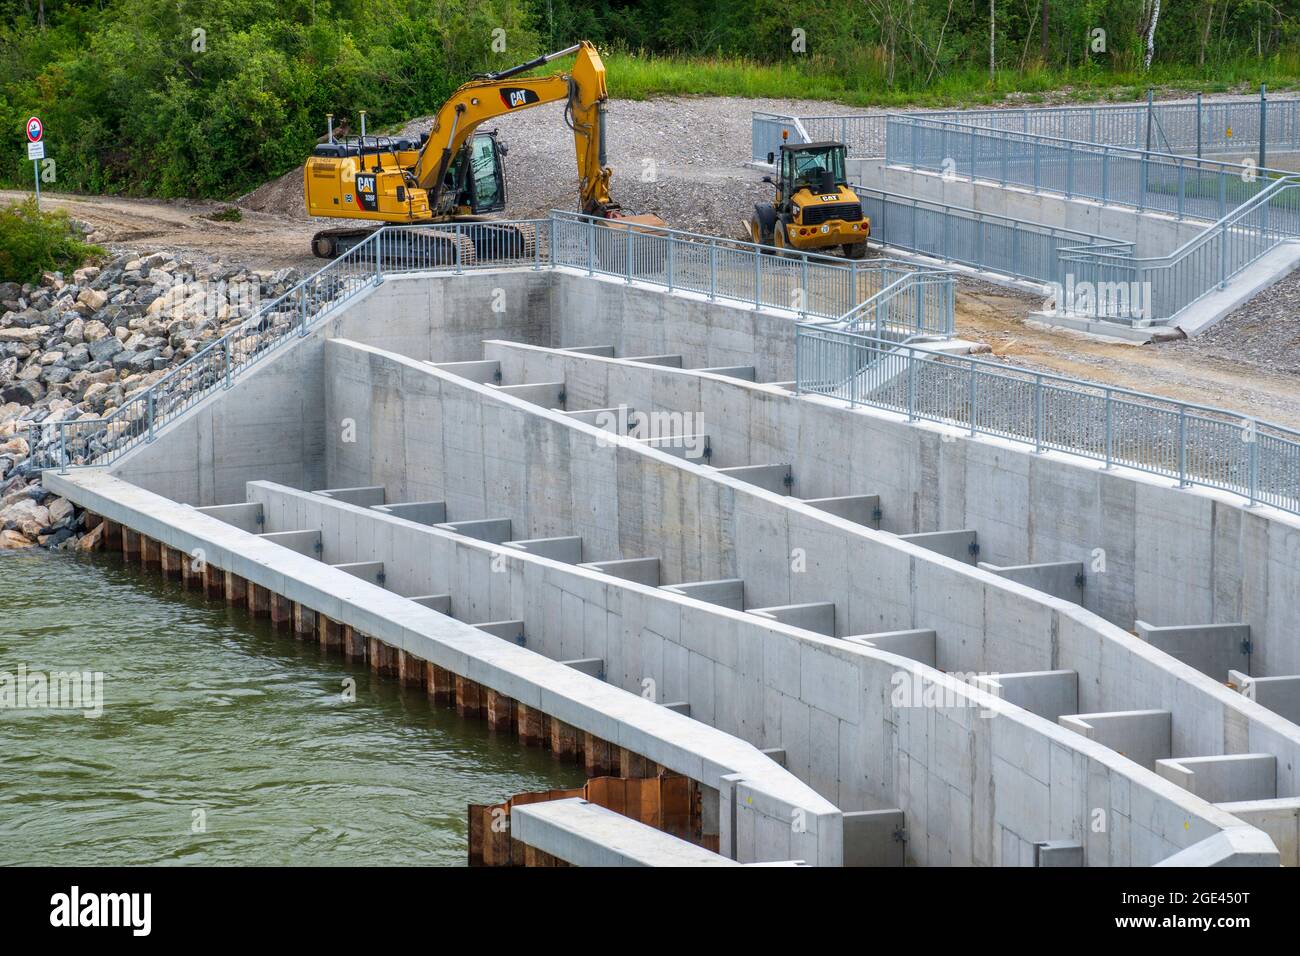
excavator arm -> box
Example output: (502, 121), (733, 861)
(413, 41), (618, 217)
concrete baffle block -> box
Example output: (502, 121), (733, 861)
(843, 809), (906, 867)
(1058, 709), (1172, 769)
(1155, 754), (1277, 804)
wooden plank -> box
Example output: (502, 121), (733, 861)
(397, 649), (426, 688)
(202, 562), (224, 600)
(225, 570), (248, 608)
(550, 719), (580, 762)
(292, 602), (317, 640)
(486, 689), (515, 732)
(344, 626), (368, 664)
(318, 615), (343, 652)
(103, 519), (122, 551)
(427, 663), (455, 706)
(270, 592), (293, 631)
(246, 581), (270, 618)
(141, 535), (161, 570)
(455, 675), (484, 718)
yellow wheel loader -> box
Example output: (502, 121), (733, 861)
(751, 136), (870, 259)
(303, 41), (664, 261)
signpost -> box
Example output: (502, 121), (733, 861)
(26, 116), (43, 210)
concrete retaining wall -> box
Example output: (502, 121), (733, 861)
(243, 477), (1259, 866)
(480, 338), (1300, 683)
(319, 336), (1300, 802)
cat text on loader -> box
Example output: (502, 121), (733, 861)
(750, 132), (870, 259)
(303, 41), (665, 262)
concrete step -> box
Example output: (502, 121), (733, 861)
(844, 629), (937, 666)
(258, 529), (321, 558)
(1058, 709), (1172, 770)
(407, 593), (452, 614)
(476, 620), (526, 644)
(898, 529), (979, 564)
(713, 463), (792, 495)
(1136, 621), (1251, 681)
(437, 518), (513, 544)
(633, 433), (711, 462)
(660, 578), (745, 611)
(748, 601), (836, 637)
(978, 561), (1084, 605)
(800, 494), (881, 529)
(371, 500), (448, 525)
(1228, 671), (1300, 725)
(560, 657), (604, 679)
(1156, 754), (1277, 804)
(331, 560), (385, 586)
(578, 557), (662, 587)
(505, 535), (583, 564)
(312, 485), (385, 507)
(194, 501), (263, 533)
(494, 380), (565, 409)
(426, 358), (501, 384)
(971, 669), (1078, 721)
(693, 365), (756, 381)
(624, 354), (684, 368)
(564, 406), (638, 430)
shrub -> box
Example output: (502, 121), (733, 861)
(0, 199), (104, 285)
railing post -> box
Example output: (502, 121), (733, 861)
(794, 327), (802, 396)
(59, 424), (67, 475)
(1260, 84), (1268, 172)
(374, 228), (384, 283)
(587, 219), (595, 275)
(147, 390), (157, 444)
(533, 223), (542, 271)
(1104, 388), (1114, 469)
(799, 255), (809, 319)
(454, 224), (463, 276)
(1101, 150), (1109, 203)
(968, 360), (977, 435)
(224, 338), (232, 389)
(1178, 406), (1189, 486)
(906, 350), (917, 421)
(1248, 422), (1259, 507)
(709, 244), (717, 300)
(667, 236), (675, 292)
(1220, 220), (1229, 289)
(1034, 374), (1044, 453)
(752, 247), (761, 308)
(624, 226), (633, 284)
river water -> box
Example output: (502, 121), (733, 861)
(0, 548), (583, 865)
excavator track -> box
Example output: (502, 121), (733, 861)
(311, 221), (537, 267)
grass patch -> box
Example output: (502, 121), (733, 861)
(602, 50), (1300, 109)
(0, 199), (104, 285)
(208, 206), (243, 222)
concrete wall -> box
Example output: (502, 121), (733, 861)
(548, 271), (801, 383)
(482, 339), (1300, 683)
(320, 337), (1300, 802)
(245, 478), (1261, 866)
(49, 467), (841, 866)
(853, 159), (1210, 258)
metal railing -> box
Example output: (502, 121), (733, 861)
(753, 95), (1300, 163)
(1057, 177), (1300, 321)
(27, 220), (552, 472)
(855, 183), (1131, 286)
(29, 213), (954, 472)
(885, 114), (1292, 222)
(796, 325), (1300, 515)
(549, 209), (951, 332)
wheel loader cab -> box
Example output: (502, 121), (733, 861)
(752, 141), (870, 259)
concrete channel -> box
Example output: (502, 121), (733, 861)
(42, 264), (1300, 866)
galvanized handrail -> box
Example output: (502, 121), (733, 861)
(795, 325), (1300, 515)
(30, 212), (954, 473)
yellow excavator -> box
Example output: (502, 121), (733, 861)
(303, 41), (663, 261)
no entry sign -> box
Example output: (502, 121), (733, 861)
(26, 116), (43, 143)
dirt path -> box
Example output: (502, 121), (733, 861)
(0, 190), (321, 271)
(956, 283), (1300, 429)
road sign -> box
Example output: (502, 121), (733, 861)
(26, 116), (43, 143)
(27, 141), (44, 161)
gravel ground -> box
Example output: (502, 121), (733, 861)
(240, 95), (881, 237)
(1157, 266), (1300, 376)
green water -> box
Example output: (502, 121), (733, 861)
(0, 548), (584, 866)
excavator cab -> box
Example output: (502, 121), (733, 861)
(446, 131), (508, 214)
(751, 140), (870, 259)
